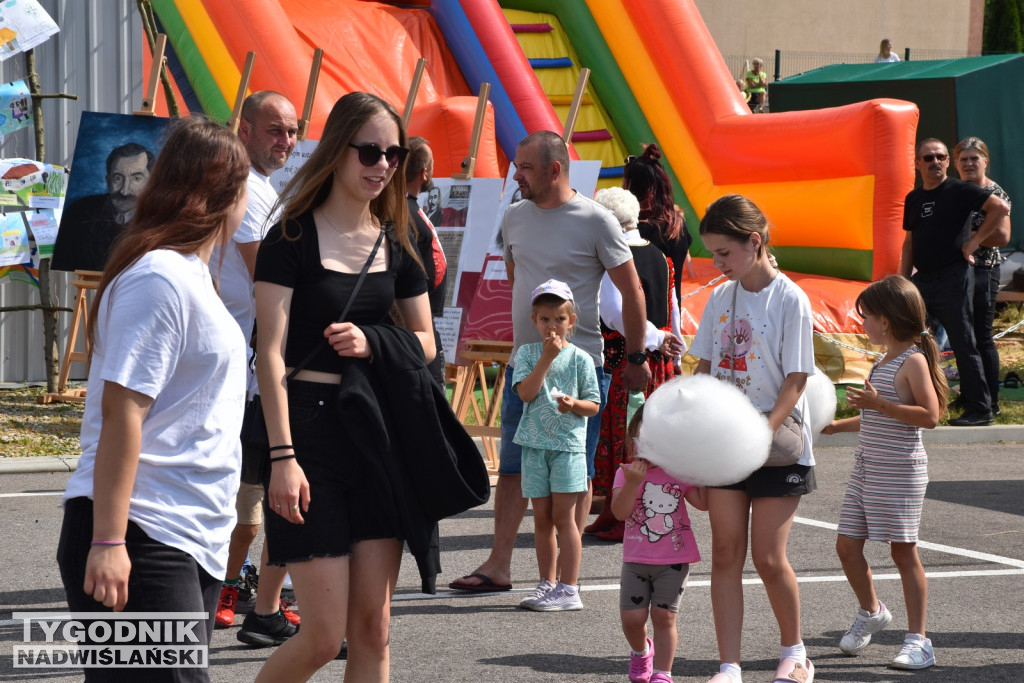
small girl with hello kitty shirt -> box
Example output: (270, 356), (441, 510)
(611, 402), (707, 683)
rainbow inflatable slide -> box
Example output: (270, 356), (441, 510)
(149, 0), (919, 378)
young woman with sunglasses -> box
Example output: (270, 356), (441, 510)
(252, 92), (434, 682)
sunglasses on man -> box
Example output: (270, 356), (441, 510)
(349, 143), (410, 168)
(920, 153), (947, 163)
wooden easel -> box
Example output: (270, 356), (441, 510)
(453, 83), (491, 180)
(225, 51), (256, 134)
(38, 270), (101, 403)
(449, 340), (512, 480)
(562, 67), (590, 142)
(297, 49), (324, 141)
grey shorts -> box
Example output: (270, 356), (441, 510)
(619, 561), (691, 613)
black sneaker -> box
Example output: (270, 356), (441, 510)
(948, 413), (994, 427)
(236, 610), (299, 647)
(237, 564), (258, 614)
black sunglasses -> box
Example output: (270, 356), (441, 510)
(348, 143), (409, 168)
(920, 153), (948, 163)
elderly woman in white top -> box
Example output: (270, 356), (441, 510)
(586, 187), (684, 540)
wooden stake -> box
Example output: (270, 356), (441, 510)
(38, 271), (102, 404)
(562, 67), (590, 143)
(453, 82), (490, 180)
(297, 49), (324, 141)
(402, 58), (428, 130)
(133, 33), (166, 116)
(226, 51), (256, 134)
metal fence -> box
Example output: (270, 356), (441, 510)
(724, 48), (971, 84)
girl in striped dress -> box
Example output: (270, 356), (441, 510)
(824, 275), (948, 671)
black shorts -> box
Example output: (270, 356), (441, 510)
(263, 380), (403, 566)
(716, 463), (816, 498)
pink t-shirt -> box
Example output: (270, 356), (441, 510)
(614, 465), (702, 565)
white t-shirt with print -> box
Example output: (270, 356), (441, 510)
(690, 274), (816, 465)
(64, 250), (247, 579)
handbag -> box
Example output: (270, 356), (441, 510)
(239, 225), (389, 486)
(728, 281), (804, 468)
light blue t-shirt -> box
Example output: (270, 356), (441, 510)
(511, 342), (600, 452)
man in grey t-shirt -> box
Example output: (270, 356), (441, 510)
(449, 131), (650, 593)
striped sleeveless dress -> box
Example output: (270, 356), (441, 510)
(837, 347), (928, 543)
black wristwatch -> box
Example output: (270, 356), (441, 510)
(626, 351), (647, 365)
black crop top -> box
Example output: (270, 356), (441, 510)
(254, 210), (428, 374)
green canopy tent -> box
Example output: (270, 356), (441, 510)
(771, 55), (1024, 250)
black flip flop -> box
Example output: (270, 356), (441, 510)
(448, 572), (512, 592)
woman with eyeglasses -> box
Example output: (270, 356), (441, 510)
(252, 92), (435, 682)
(953, 136), (1012, 417)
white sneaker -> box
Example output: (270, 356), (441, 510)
(518, 579), (555, 609)
(891, 636), (935, 670)
(839, 602), (892, 655)
(528, 583), (583, 612)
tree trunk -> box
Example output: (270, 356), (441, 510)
(26, 49), (60, 392)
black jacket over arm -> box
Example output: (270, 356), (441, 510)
(335, 324), (490, 593)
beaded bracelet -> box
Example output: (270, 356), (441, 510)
(91, 540), (126, 546)
(271, 455), (298, 463)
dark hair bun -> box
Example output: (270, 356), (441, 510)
(643, 143), (663, 162)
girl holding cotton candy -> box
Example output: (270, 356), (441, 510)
(610, 402), (707, 683)
(689, 195), (817, 683)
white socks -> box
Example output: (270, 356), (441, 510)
(719, 662), (742, 682)
(780, 641), (806, 664)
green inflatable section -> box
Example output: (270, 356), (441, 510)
(773, 246), (874, 283)
(501, 0), (703, 256)
(772, 55), (1024, 251)
(151, 0), (232, 123)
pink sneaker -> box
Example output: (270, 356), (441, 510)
(649, 673), (674, 682)
(629, 637), (654, 683)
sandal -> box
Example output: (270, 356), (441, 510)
(773, 658), (814, 683)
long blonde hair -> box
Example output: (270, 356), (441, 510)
(275, 92), (416, 262)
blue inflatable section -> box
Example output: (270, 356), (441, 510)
(428, 0), (526, 161)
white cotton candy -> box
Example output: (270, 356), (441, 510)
(804, 369), (838, 443)
(635, 374), (772, 487)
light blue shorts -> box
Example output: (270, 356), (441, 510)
(520, 447), (588, 499)
(500, 364), (609, 478)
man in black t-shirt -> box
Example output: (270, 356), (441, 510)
(405, 137), (448, 390)
(899, 138), (1010, 426)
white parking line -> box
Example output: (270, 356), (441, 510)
(795, 515), (1024, 569)
(0, 491), (63, 498)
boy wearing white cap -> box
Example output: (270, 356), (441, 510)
(512, 279), (602, 611)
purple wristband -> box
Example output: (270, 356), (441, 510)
(91, 540), (126, 546)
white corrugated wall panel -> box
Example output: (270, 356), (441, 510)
(0, 0), (143, 383)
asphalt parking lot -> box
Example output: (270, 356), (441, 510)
(1, 435), (1022, 682)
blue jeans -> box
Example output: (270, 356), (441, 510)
(498, 363), (610, 478)
(57, 497), (220, 682)
(913, 261), (990, 415)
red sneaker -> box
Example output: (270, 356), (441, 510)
(280, 600), (301, 626)
(215, 584), (239, 629)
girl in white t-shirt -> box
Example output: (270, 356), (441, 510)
(57, 118), (251, 682)
(690, 195), (817, 683)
